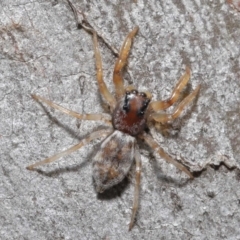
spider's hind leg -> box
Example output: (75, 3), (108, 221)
(26, 129), (113, 170)
(140, 132), (193, 179)
(129, 146), (142, 230)
(31, 94), (112, 125)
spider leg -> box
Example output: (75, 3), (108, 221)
(113, 27), (139, 100)
(140, 132), (193, 178)
(26, 128), (113, 170)
(92, 32), (116, 111)
(150, 85), (200, 123)
(150, 67), (191, 111)
(129, 146), (142, 231)
(32, 94), (112, 125)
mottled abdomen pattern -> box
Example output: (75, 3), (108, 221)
(93, 130), (136, 193)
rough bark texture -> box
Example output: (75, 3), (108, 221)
(1, 0), (240, 239)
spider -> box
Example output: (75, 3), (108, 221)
(27, 26), (200, 230)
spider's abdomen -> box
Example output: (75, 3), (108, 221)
(93, 130), (135, 193)
(112, 90), (150, 136)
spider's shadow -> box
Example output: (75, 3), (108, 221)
(35, 100), (83, 141)
(96, 177), (130, 200)
(34, 160), (89, 178)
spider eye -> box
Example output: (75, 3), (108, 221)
(131, 89), (138, 95)
(144, 98), (150, 105)
(123, 94), (130, 112)
(137, 110), (144, 116)
(139, 92), (147, 98)
(137, 99), (150, 116)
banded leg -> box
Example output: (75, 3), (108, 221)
(92, 32), (116, 111)
(129, 147), (142, 231)
(150, 85), (200, 123)
(32, 94), (112, 125)
(26, 128), (113, 170)
(113, 27), (139, 99)
(150, 67), (191, 111)
(140, 132), (193, 178)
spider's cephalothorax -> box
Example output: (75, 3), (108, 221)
(112, 89), (151, 136)
(27, 24), (200, 230)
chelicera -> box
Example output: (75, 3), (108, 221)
(27, 26), (200, 230)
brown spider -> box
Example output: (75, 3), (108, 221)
(27, 26), (200, 230)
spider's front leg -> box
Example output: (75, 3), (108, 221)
(150, 67), (192, 111)
(92, 32), (117, 111)
(148, 67), (200, 123)
(113, 27), (139, 100)
(150, 85), (200, 123)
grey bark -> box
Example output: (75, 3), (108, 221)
(0, 0), (240, 239)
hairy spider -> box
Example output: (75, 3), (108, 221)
(27, 26), (200, 230)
